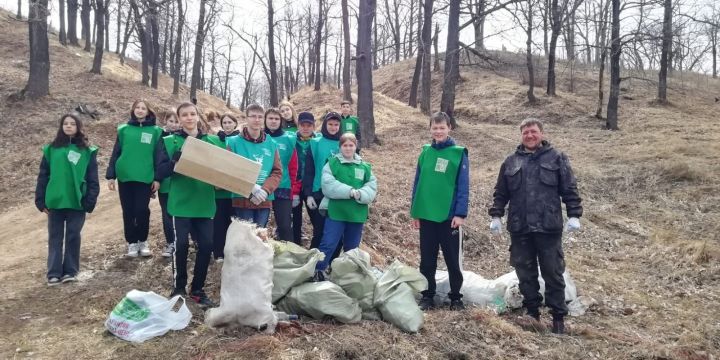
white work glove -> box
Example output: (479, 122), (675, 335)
(250, 196), (263, 206)
(251, 184), (263, 197)
(565, 217), (581, 232)
(292, 195), (301, 208)
(306, 197), (317, 210)
(253, 189), (268, 203)
(490, 217), (502, 235)
(349, 189), (361, 201)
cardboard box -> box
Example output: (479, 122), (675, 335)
(174, 136), (261, 197)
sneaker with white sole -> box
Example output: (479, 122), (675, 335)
(127, 243), (140, 257)
(215, 257), (224, 264)
(162, 243), (175, 258)
(138, 241), (152, 257)
(47, 277), (61, 286)
(61, 274), (78, 283)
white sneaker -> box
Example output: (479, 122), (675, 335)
(162, 243), (175, 258)
(138, 241), (152, 257)
(127, 243), (140, 257)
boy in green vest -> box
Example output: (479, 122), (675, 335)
(314, 134), (377, 279)
(303, 112), (342, 249)
(226, 104), (282, 227)
(154, 102), (223, 307)
(292, 112), (319, 245)
(339, 100), (361, 152)
(265, 108), (300, 242)
(410, 112), (470, 311)
(36, 114), (99, 286)
(106, 99), (163, 258)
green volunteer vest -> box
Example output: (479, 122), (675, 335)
(42, 144), (98, 211)
(309, 136), (340, 192)
(341, 116), (359, 135)
(327, 156), (372, 223)
(115, 123), (163, 183)
(410, 144), (465, 222)
(271, 133), (297, 190)
(164, 134), (221, 218)
(226, 134), (278, 200)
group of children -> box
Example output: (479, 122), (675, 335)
(35, 99), (469, 311)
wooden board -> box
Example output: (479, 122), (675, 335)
(174, 136), (261, 197)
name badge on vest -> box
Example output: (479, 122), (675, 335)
(434, 158), (449, 173)
(346, 123), (353, 131)
(141, 133), (153, 144)
(263, 148), (272, 156)
(354, 168), (365, 180)
(278, 143), (287, 151)
(67, 150), (81, 165)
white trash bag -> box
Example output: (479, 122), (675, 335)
(205, 220), (277, 333)
(434, 270), (507, 313)
(494, 269), (578, 310)
(105, 289), (191, 343)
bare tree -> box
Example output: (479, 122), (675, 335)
(17, 0), (22, 19)
(82, 0), (92, 51)
(314, 0), (325, 91)
(409, 0), (425, 107)
(104, 2), (110, 51)
(68, 0), (80, 46)
(510, 0), (537, 103)
(190, 0), (210, 100)
(357, 0), (377, 147)
(433, 22), (440, 71)
(172, 0), (184, 95)
(440, 0), (461, 128)
(341, 0), (353, 102)
(24, 0), (50, 99)
(128, 0), (150, 85)
(383, 0), (401, 62)
(119, 7), (134, 65)
(605, 0), (620, 130)
(268, 0), (279, 105)
(657, 0), (671, 103)
(594, 0), (610, 118)
(91, 0), (106, 74)
(546, 0), (582, 96)
(420, 0), (434, 113)
(59, 0), (67, 45)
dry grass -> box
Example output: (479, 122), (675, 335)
(1, 8), (719, 360)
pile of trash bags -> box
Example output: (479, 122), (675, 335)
(271, 241), (428, 333)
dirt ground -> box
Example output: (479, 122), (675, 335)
(0, 9), (718, 360)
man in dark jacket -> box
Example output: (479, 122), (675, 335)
(488, 118), (582, 334)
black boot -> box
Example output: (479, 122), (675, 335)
(419, 296), (435, 311)
(552, 317), (565, 334)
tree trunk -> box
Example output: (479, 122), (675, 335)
(82, 0), (92, 51)
(24, 0), (50, 99)
(149, 7), (160, 89)
(473, 0), (486, 50)
(314, 0), (324, 91)
(595, 0), (610, 118)
(59, 0), (67, 45)
(439, 0), (460, 129)
(128, 0), (149, 85)
(546, 0), (561, 96)
(373, 13), (378, 69)
(543, 0), (549, 55)
(119, 8), (133, 64)
(657, 0), (671, 103)
(173, 0), (184, 95)
(341, 0), (353, 102)
(605, 0), (620, 130)
(104, 4), (109, 51)
(116, 0), (122, 53)
(268, 0), (279, 105)
(162, 3), (170, 74)
(190, 0), (208, 100)
(409, 1), (424, 107)
(433, 23), (440, 71)
(526, 0), (536, 103)
(68, 0), (80, 46)
(356, 0), (376, 148)
(91, 0), (105, 74)
(712, 28), (717, 78)
(17, 0), (22, 19)
(420, 0), (434, 115)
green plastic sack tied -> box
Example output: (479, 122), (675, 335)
(276, 281), (362, 324)
(270, 240), (325, 303)
(329, 248), (381, 320)
(373, 260), (428, 333)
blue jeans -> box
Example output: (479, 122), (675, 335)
(316, 217), (364, 271)
(234, 208), (271, 227)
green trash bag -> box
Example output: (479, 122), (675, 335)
(329, 249), (379, 318)
(275, 281), (362, 324)
(373, 260), (428, 333)
(270, 240), (325, 303)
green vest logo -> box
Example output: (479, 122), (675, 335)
(67, 150), (81, 165)
(354, 168), (365, 180)
(140, 133), (153, 144)
(112, 298), (150, 322)
(434, 158), (449, 173)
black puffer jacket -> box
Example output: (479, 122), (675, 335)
(488, 141), (583, 234)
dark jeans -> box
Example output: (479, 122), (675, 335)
(47, 209), (86, 279)
(213, 198), (233, 259)
(316, 218), (364, 271)
(158, 192), (174, 245)
(234, 207), (271, 227)
(173, 217), (213, 293)
(272, 198), (294, 242)
(510, 232), (567, 319)
(118, 181), (151, 244)
(307, 207), (326, 249)
(291, 194), (308, 245)
(419, 219), (463, 301)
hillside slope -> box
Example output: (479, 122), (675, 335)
(0, 9), (718, 359)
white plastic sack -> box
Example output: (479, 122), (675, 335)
(105, 290), (191, 343)
(205, 220), (277, 333)
(373, 260), (427, 333)
(329, 249), (377, 313)
(276, 281), (362, 324)
(434, 271), (507, 313)
(494, 269), (578, 310)
(270, 240), (324, 303)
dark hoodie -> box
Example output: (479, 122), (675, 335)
(105, 112), (158, 180)
(217, 129), (240, 142)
